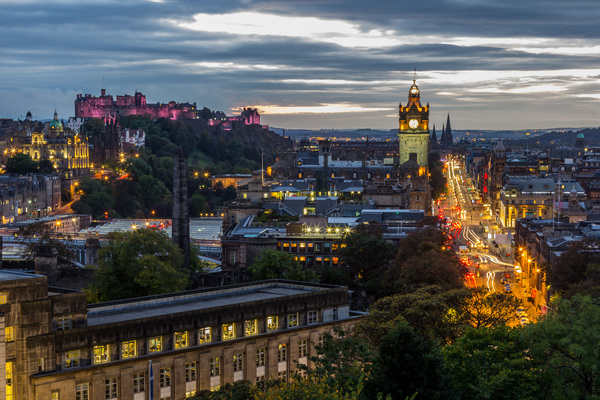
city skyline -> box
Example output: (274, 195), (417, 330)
(1, 0), (600, 131)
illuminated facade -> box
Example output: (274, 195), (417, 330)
(0, 273), (358, 400)
(398, 79), (430, 174)
(21, 111), (90, 179)
(75, 89), (197, 120)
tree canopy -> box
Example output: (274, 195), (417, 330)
(90, 228), (189, 302)
(248, 249), (318, 282)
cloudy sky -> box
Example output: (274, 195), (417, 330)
(1, 0), (600, 130)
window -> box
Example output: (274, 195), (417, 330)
(5, 326), (14, 342)
(149, 336), (162, 352)
(307, 310), (318, 324)
(0, 292), (7, 304)
(198, 327), (211, 343)
(76, 383), (89, 400)
(332, 307), (338, 321)
(233, 353), (243, 372)
(245, 319), (258, 336)
(57, 316), (72, 331)
(52, 391), (59, 400)
(65, 350), (80, 368)
(174, 331), (188, 349)
(6, 361), (12, 400)
(160, 367), (171, 387)
(278, 344), (287, 362)
(222, 323), (235, 340)
(133, 372), (145, 393)
(229, 251), (236, 265)
(210, 357), (220, 376)
(38, 358), (44, 372)
(256, 348), (265, 366)
(267, 316), (278, 331)
(287, 313), (298, 328)
(185, 362), (196, 382)
(122, 340), (137, 358)
(105, 378), (118, 399)
(94, 345), (110, 364)
(299, 339), (308, 357)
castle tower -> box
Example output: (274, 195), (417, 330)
(172, 147), (191, 269)
(398, 76), (430, 175)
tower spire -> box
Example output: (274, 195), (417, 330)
(413, 67), (416, 83)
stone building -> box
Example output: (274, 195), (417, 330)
(0, 272), (358, 400)
(20, 111), (90, 180)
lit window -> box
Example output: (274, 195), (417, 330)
(75, 383), (89, 400)
(222, 323), (235, 340)
(105, 378), (117, 399)
(65, 350), (80, 368)
(198, 327), (211, 344)
(6, 361), (12, 400)
(93, 345), (110, 364)
(245, 319), (258, 336)
(186, 362), (196, 382)
(233, 353), (243, 372)
(278, 344), (287, 362)
(288, 313), (298, 328)
(0, 292), (7, 304)
(160, 367), (171, 387)
(299, 339), (308, 357)
(267, 316), (278, 331)
(133, 373), (144, 393)
(52, 391), (59, 400)
(256, 348), (265, 366)
(122, 340), (137, 358)
(210, 357), (220, 376)
(174, 331), (188, 349)
(307, 310), (318, 324)
(5, 326), (14, 342)
(149, 336), (162, 352)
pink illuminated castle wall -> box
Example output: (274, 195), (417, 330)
(208, 107), (267, 130)
(75, 89), (197, 120)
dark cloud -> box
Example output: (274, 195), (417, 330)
(0, 0), (598, 129)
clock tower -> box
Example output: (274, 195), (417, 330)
(398, 78), (430, 175)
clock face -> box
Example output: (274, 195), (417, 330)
(408, 119), (419, 129)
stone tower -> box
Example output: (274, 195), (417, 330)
(172, 146), (190, 269)
(398, 77), (430, 175)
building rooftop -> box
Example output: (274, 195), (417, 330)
(87, 280), (336, 326)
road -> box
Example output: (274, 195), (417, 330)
(437, 156), (534, 324)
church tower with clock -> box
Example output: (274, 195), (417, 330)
(398, 77), (430, 175)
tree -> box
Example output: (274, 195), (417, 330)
(546, 239), (600, 298)
(338, 228), (396, 288)
(6, 153), (38, 173)
(136, 175), (169, 209)
(357, 286), (521, 347)
(301, 327), (370, 398)
(357, 286), (467, 346)
(248, 250), (318, 282)
(525, 295), (600, 399)
(90, 229), (189, 301)
(82, 117), (105, 138)
(461, 288), (522, 329)
(362, 321), (448, 400)
(444, 325), (551, 400)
